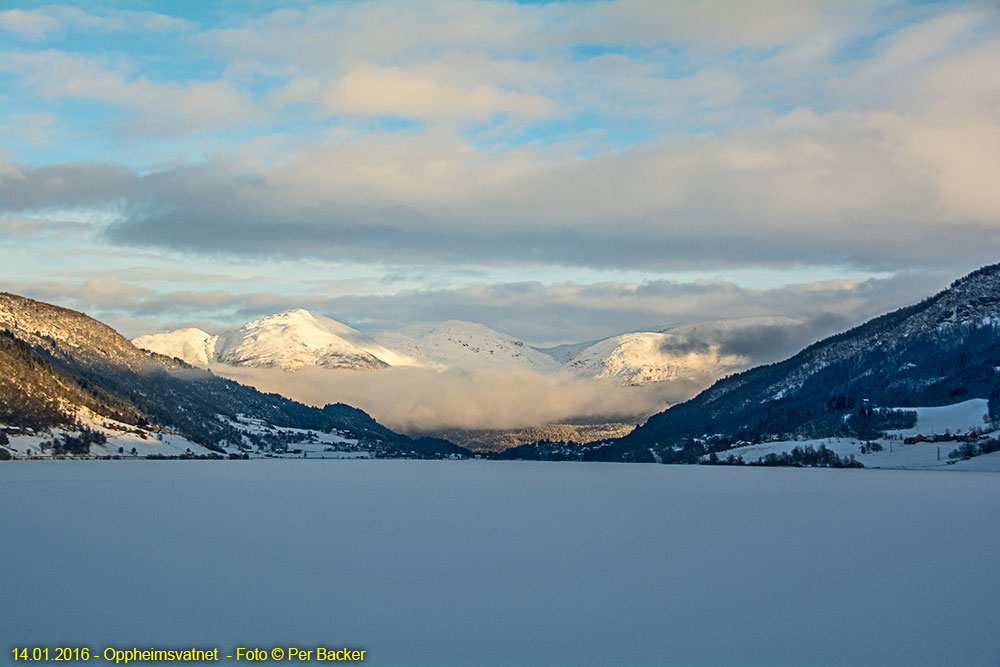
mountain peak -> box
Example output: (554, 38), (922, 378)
(270, 308), (319, 321)
(133, 328), (217, 367)
(374, 320), (560, 371)
(950, 262), (1000, 290)
(245, 309), (365, 339)
(1, 290), (466, 459)
(136, 309), (420, 371)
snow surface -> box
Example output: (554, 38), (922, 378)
(713, 400), (998, 470)
(709, 436), (1000, 471)
(0, 409), (214, 459)
(217, 309), (421, 370)
(889, 398), (990, 437)
(135, 312), (762, 385)
(2, 461), (997, 667)
(374, 320), (561, 371)
(566, 331), (748, 385)
(560, 317), (805, 385)
(0, 408), (370, 461)
(532, 339), (598, 364)
(134, 310), (422, 371)
(132, 327), (217, 367)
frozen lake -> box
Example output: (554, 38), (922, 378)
(2, 461), (998, 666)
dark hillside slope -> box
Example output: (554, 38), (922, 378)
(586, 264), (1000, 462)
(0, 293), (468, 458)
(0, 330), (145, 428)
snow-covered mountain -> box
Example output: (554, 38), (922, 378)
(374, 321), (562, 372)
(136, 315), (562, 373)
(135, 308), (825, 389)
(557, 317), (806, 385)
(592, 263), (1000, 462)
(135, 311), (808, 385)
(133, 328), (217, 367)
(564, 332), (749, 385)
(135, 309), (422, 371)
(0, 292), (467, 459)
(215, 309), (420, 371)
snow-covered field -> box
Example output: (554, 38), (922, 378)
(0, 417), (212, 459)
(890, 398), (991, 437)
(715, 399), (1000, 471)
(0, 411), (368, 460)
(2, 461), (998, 666)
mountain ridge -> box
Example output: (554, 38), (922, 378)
(580, 263), (1000, 462)
(136, 312), (806, 387)
(0, 292), (469, 459)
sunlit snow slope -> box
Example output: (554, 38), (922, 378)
(373, 320), (562, 371)
(565, 332), (748, 385)
(136, 310), (421, 371)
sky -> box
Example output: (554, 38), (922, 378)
(1, 0), (999, 345)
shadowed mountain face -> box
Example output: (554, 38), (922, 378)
(0, 293), (468, 458)
(578, 264), (1000, 462)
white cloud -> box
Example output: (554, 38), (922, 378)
(0, 113), (55, 147)
(0, 5), (192, 40)
(1, 277), (155, 310)
(0, 9), (59, 40)
(591, 0), (841, 48)
(323, 63), (556, 120)
(216, 364), (701, 432)
(3, 50), (258, 135)
(198, 0), (860, 68)
(0, 214), (89, 238)
(3, 0), (999, 343)
(269, 76), (324, 108)
(5, 90), (1000, 273)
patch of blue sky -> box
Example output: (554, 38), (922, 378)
(334, 115), (426, 136)
(10, 122), (205, 172)
(831, 23), (901, 64)
(463, 98), (783, 156)
(121, 135), (237, 172)
(574, 42), (706, 82)
(715, 44), (783, 65)
(3, 0), (244, 24)
(570, 43), (661, 62)
(832, 0), (995, 63)
(0, 69), (22, 103)
(127, 48), (228, 86)
(465, 112), (659, 155)
(511, 0), (606, 4)
(2, 101), (128, 166)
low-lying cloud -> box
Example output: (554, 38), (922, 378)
(704, 314), (852, 364)
(213, 364), (705, 433)
(197, 307), (891, 434)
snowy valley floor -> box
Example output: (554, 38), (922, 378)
(705, 399), (1000, 471)
(2, 460), (998, 666)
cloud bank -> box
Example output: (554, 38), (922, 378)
(1, 0), (997, 349)
(214, 365), (701, 433)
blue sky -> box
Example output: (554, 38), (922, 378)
(1, 0), (998, 342)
